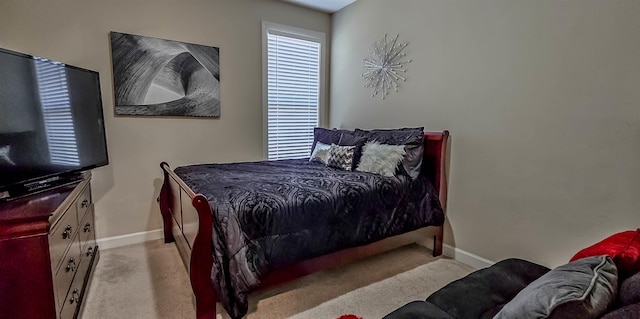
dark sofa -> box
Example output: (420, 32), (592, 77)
(384, 257), (640, 319)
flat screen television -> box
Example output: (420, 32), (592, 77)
(0, 47), (109, 200)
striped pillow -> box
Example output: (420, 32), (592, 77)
(326, 144), (356, 171)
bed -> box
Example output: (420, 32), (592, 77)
(158, 130), (449, 319)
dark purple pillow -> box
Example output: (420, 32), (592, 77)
(312, 128), (365, 149)
(355, 127), (424, 143)
(354, 127), (424, 178)
(600, 303), (640, 319)
(312, 128), (346, 150)
(620, 271), (640, 306)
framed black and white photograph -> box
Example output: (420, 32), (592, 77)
(110, 32), (220, 117)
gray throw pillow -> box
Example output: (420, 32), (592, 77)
(309, 141), (331, 165)
(493, 255), (618, 319)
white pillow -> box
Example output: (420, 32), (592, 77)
(309, 141), (331, 165)
(356, 141), (406, 177)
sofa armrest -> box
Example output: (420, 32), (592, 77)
(425, 258), (550, 319)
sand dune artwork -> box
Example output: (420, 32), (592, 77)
(110, 32), (220, 117)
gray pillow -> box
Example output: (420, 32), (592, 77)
(309, 141), (331, 165)
(354, 127), (424, 178)
(493, 255), (618, 319)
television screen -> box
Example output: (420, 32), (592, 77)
(0, 48), (108, 194)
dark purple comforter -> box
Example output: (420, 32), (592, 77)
(174, 159), (444, 318)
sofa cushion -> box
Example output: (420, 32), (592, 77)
(599, 303), (640, 319)
(620, 271), (640, 306)
(570, 229), (640, 278)
(493, 255), (618, 319)
(424, 258), (549, 319)
(382, 301), (454, 319)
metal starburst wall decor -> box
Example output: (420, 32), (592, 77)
(362, 34), (412, 99)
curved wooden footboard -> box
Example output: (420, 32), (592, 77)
(159, 162), (217, 319)
(158, 130), (450, 319)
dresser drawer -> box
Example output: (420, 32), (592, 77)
(81, 241), (97, 265)
(54, 235), (82, 313)
(80, 207), (97, 263)
(49, 205), (79, 271)
(75, 184), (92, 223)
(79, 205), (96, 250)
(59, 253), (88, 319)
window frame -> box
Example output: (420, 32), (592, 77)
(261, 21), (326, 160)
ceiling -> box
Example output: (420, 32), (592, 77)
(280, 0), (357, 13)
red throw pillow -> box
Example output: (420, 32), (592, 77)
(337, 315), (363, 319)
(571, 229), (640, 277)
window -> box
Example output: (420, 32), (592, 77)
(262, 22), (325, 160)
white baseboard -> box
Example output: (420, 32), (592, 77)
(442, 244), (494, 269)
(98, 229), (495, 269)
(96, 229), (164, 250)
(417, 235), (494, 269)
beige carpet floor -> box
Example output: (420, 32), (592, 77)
(81, 240), (474, 319)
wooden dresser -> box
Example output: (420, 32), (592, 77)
(0, 175), (99, 319)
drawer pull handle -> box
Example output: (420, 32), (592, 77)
(81, 199), (89, 208)
(86, 247), (94, 257)
(62, 225), (72, 239)
(84, 223), (91, 233)
(69, 289), (80, 304)
(66, 257), (77, 272)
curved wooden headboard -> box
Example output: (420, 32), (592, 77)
(422, 130), (450, 211)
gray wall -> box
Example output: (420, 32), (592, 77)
(0, 0), (330, 239)
(331, 0), (640, 267)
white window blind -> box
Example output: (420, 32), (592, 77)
(267, 31), (321, 160)
(34, 58), (79, 166)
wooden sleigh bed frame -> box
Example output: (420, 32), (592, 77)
(158, 130), (450, 319)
